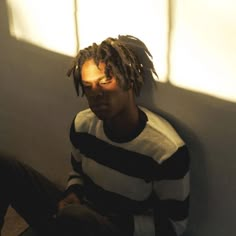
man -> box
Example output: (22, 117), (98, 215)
(0, 35), (189, 236)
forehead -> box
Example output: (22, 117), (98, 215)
(81, 59), (106, 82)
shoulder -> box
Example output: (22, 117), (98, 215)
(72, 108), (99, 133)
(138, 106), (186, 163)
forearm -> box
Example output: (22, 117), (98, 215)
(133, 213), (155, 236)
(131, 210), (183, 236)
(65, 153), (85, 199)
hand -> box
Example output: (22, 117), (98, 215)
(58, 192), (81, 211)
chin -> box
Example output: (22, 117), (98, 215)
(90, 107), (113, 120)
(92, 111), (110, 121)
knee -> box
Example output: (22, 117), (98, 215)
(0, 155), (19, 176)
(56, 204), (102, 235)
(0, 155), (13, 176)
(0, 154), (17, 167)
(57, 204), (95, 224)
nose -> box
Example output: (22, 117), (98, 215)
(86, 83), (104, 98)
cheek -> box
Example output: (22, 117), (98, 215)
(107, 89), (124, 100)
(110, 91), (129, 108)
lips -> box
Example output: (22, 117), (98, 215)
(90, 103), (108, 111)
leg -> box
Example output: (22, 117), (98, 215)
(56, 204), (134, 236)
(56, 204), (126, 236)
(0, 156), (62, 234)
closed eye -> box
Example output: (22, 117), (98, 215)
(81, 75), (113, 89)
(99, 77), (113, 85)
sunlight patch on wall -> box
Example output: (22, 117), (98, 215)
(6, 0), (168, 82)
(6, 0), (77, 56)
(170, 0), (236, 102)
(6, 0), (236, 102)
(78, 0), (169, 82)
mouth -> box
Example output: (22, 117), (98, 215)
(90, 103), (109, 111)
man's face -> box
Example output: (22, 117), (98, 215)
(81, 59), (133, 120)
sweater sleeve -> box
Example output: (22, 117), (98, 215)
(130, 146), (190, 236)
(152, 145), (190, 236)
(64, 118), (85, 199)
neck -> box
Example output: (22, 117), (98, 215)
(104, 105), (139, 140)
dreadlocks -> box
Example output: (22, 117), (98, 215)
(67, 35), (158, 96)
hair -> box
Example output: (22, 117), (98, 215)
(67, 35), (158, 96)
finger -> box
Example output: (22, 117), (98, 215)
(58, 201), (66, 210)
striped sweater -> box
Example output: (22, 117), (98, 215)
(66, 107), (190, 236)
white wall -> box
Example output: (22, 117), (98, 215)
(0, 0), (88, 187)
(137, 81), (236, 236)
(1, 1), (236, 236)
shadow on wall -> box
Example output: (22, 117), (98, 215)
(1, 1), (236, 236)
(0, 0), (88, 187)
(137, 79), (236, 236)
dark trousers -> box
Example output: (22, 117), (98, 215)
(0, 156), (61, 235)
(0, 157), (130, 236)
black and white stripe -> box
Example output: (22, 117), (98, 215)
(66, 107), (190, 236)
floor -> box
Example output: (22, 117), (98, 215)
(2, 207), (28, 236)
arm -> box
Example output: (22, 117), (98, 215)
(153, 145), (190, 236)
(130, 146), (190, 236)
(58, 119), (85, 210)
(64, 148), (85, 199)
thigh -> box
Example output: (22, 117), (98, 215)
(56, 204), (125, 236)
(0, 156), (62, 228)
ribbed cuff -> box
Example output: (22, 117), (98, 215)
(63, 184), (84, 200)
